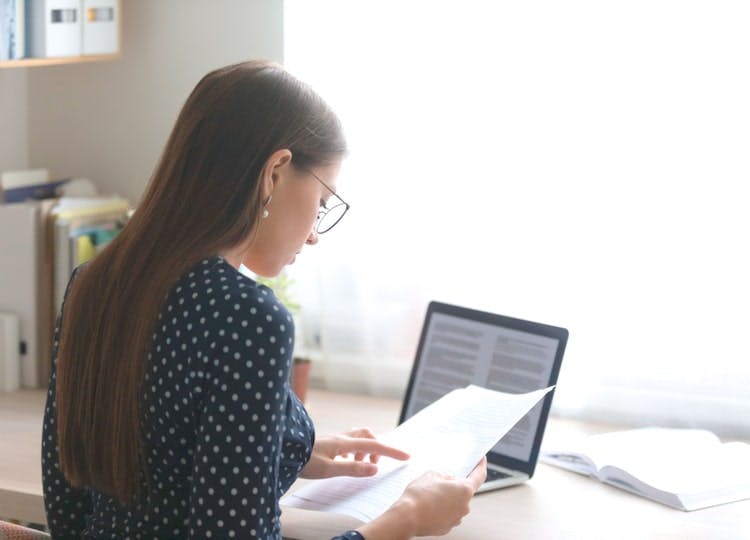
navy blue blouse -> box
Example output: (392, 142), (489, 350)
(42, 256), (365, 539)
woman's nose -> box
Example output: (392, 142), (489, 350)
(306, 230), (319, 246)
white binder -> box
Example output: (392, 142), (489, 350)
(26, 0), (82, 58)
(0, 202), (53, 388)
(0, 312), (20, 391)
(82, 0), (117, 55)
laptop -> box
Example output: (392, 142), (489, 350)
(398, 301), (568, 493)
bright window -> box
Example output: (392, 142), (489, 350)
(284, 1), (750, 437)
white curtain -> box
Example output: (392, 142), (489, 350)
(283, 1), (750, 437)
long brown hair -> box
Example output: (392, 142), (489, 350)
(56, 60), (347, 505)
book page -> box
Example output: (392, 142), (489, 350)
(281, 385), (553, 522)
(544, 428), (719, 473)
(596, 430), (750, 495)
(541, 427), (750, 509)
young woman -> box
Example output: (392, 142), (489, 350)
(42, 60), (486, 539)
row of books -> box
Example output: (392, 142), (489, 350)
(1, 0), (118, 61)
(0, 195), (129, 389)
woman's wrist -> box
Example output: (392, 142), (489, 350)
(356, 499), (417, 540)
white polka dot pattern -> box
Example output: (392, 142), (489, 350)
(42, 257), (365, 539)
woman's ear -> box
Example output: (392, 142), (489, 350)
(260, 149), (293, 199)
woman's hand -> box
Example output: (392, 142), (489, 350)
(357, 456), (488, 540)
(398, 456), (487, 536)
(300, 428), (410, 479)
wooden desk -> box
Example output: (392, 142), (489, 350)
(284, 391), (750, 540)
(2, 389), (749, 539)
(0, 389), (46, 524)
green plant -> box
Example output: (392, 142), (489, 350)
(255, 271), (301, 315)
(255, 272), (313, 369)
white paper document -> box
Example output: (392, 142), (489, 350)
(281, 385), (554, 522)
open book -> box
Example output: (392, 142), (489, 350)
(540, 427), (750, 511)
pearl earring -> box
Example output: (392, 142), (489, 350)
(262, 195), (272, 219)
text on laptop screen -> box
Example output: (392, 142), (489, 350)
(402, 312), (560, 462)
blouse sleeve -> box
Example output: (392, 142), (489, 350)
(277, 392), (315, 494)
(186, 287), (294, 538)
(279, 396), (365, 540)
(41, 268), (92, 537)
(331, 532), (366, 540)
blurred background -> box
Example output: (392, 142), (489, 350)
(1, 0), (748, 438)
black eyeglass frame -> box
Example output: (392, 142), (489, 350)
(306, 169), (350, 234)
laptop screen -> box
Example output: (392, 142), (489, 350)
(399, 301), (568, 475)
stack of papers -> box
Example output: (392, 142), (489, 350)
(282, 385), (553, 522)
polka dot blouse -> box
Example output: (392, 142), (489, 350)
(42, 256), (365, 540)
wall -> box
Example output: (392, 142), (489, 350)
(25, 0), (284, 204)
(0, 68), (28, 172)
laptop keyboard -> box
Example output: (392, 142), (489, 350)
(486, 468), (511, 482)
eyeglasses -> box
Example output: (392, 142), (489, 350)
(306, 169), (350, 234)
